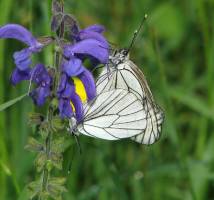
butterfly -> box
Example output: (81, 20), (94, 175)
(96, 49), (164, 144)
(69, 89), (148, 140)
(71, 15), (164, 144)
(95, 14), (164, 144)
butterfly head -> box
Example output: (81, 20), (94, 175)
(109, 48), (129, 66)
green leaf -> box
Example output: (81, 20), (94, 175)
(25, 137), (44, 153)
(50, 152), (63, 170)
(0, 93), (27, 112)
(27, 179), (42, 199)
(51, 136), (71, 153)
(18, 186), (30, 200)
(28, 113), (44, 126)
(35, 152), (47, 172)
(49, 177), (67, 186)
(47, 177), (67, 200)
(0, 160), (11, 176)
(51, 117), (65, 131)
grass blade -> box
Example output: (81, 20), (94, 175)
(0, 93), (28, 112)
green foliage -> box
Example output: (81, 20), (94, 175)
(0, 93), (27, 112)
(27, 176), (67, 200)
(25, 137), (43, 153)
(47, 177), (67, 200)
(0, 0), (214, 199)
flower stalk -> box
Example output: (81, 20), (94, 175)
(40, 1), (65, 198)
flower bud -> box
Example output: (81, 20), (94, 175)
(28, 112), (44, 126)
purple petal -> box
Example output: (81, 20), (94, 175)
(64, 39), (109, 64)
(83, 25), (105, 33)
(13, 48), (32, 71)
(78, 69), (96, 101)
(0, 24), (41, 47)
(61, 57), (84, 76)
(37, 87), (50, 106)
(30, 86), (50, 106)
(78, 30), (108, 47)
(60, 80), (75, 99)
(59, 98), (73, 118)
(31, 64), (51, 86)
(10, 68), (31, 85)
(70, 93), (83, 122)
(57, 73), (67, 93)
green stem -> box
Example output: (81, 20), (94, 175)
(41, 106), (54, 190)
(40, 0), (65, 199)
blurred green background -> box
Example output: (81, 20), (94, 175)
(0, 0), (214, 199)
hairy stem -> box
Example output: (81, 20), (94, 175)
(40, 0), (65, 199)
(41, 107), (53, 197)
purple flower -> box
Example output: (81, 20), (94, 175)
(29, 64), (52, 106)
(10, 68), (31, 85)
(83, 24), (105, 33)
(64, 39), (109, 64)
(65, 24), (109, 64)
(57, 73), (83, 121)
(62, 24), (109, 98)
(78, 69), (96, 101)
(0, 24), (44, 84)
(57, 24), (109, 120)
(61, 56), (84, 77)
(71, 24), (105, 40)
(74, 25), (108, 49)
(0, 24), (41, 46)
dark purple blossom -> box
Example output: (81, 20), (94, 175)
(0, 24), (44, 84)
(29, 64), (52, 106)
(57, 24), (109, 120)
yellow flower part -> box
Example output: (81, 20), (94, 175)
(70, 77), (87, 111)
(73, 77), (87, 103)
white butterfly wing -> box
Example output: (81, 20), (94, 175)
(96, 61), (144, 99)
(77, 89), (147, 140)
(129, 61), (164, 144)
(96, 60), (164, 144)
(132, 98), (164, 144)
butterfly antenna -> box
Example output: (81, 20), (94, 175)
(126, 14), (148, 55)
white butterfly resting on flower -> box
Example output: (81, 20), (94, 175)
(70, 15), (164, 144)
